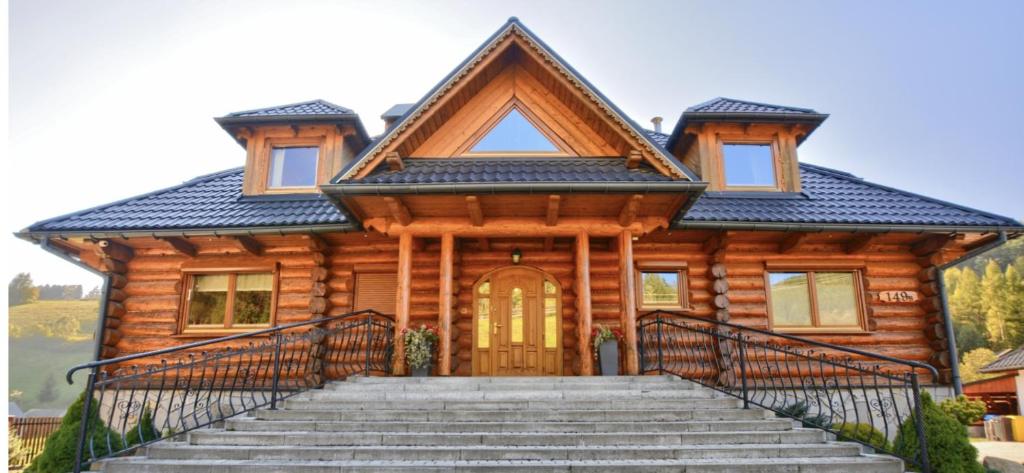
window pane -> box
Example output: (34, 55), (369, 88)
(815, 272), (860, 326)
(723, 144), (775, 187)
(768, 272), (812, 326)
(470, 108), (559, 153)
(510, 287), (524, 343)
(233, 273), (273, 325)
(477, 297), (490, 348)
(642, 272), (679, 306)
(478, 282), (490, 295)
(268, 147), (318, 188)
(188, 274), (228, 326)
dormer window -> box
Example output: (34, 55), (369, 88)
(460, 104), (570, 156)
(722, 143), (777, 189)
(268, 146), (319, 189)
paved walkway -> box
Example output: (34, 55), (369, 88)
(975, 441), (1024, 464)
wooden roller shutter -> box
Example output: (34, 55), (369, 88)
(354, 273), (398, 315)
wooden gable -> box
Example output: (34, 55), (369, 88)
(338, 21), (690, 180)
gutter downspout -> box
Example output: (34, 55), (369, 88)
(937, 231), (1009, 395)
(39, 239), (111, 367)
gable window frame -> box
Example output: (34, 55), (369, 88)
(763, 264), (868, 334)
(457, 100), (574, 157)
(259, 136), (325, 194)
(716, 136), (783, 191)
(178, 264), (280, 336)
(635, 262), (690, 311)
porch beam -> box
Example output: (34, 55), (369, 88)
(545, 195), (561, 226)
(466, 196), (484, 227)
(364, 216), (666, 238)
(438, 233), (455, 376)
(382, 197), (413, 226)
(575, 232), (594, 375)
(394, 233), (414, 375)
(618, 194), (643, 226)
(618, 230), (639, 375)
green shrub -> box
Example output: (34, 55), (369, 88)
(776, 401), (833, 429)
(835, 422), (891, 451)
(894, 392), (984, 473)
(25, 391), (123, 473)
(125, 406), (160, 446)
(940, 395), (987, 426)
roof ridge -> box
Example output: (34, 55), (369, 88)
(688, 97), (817, 114)
(23, 167), (244, 231)
(802, 162), (1022, 226)
(224, 99), (352, 117)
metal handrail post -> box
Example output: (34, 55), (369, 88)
(910, 373), (932, 473)
(72, 368), (98, 473)
(269, 332), (284, 410)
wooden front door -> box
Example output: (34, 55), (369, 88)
(473, 267), (562, 376)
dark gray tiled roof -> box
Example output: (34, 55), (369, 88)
(682, 163), (1021, 228)
(687, 97), (818, 114)
(25, 168), (347, 233)
(981, 347), (1024, 373)
(349, 158), (673, 185)
(224, 99), (355, 118)
(644, 130), (670, 147)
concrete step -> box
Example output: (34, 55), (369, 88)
(189, 428), (827, 447)
(253, 407), (773, 423)
(145, 442), (865, 462)
(102, 456), (904, 472)
(281, 398), (742, 411)
(327, 380), (694, 392)
(302, 389), (717, 402)
(344, 375), (682, 385)
(224, 418), (795, 433)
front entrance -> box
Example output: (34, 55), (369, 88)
(472, 266), (562, 376)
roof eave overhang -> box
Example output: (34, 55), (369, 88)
(673, 220), (1024, 235)
(666, 112), (830, 150)
(15, 223), (358, 243)
(214, 115), (372, 147)
(323, 181), (708, 196)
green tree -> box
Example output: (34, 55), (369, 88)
(9, 426), (29, 467)
(949, 268), (987, 354)
(25, 391), (123, 473)
(944, 267), (961, 297)
(959, 348), (998, 383)
(37, 374), (58, 404)
(1002, 266), (1024, 348)
(981, 260), (1011, 349)
(83, 285), (101, 300)
(940, 395), (987, 426)
(8, 272), (38, 306)
(893, 392), (983, 473)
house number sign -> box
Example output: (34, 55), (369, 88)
(878, 291), (919, 303)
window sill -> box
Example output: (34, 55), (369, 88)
(639, 306), (694, 313)
(773, 328), (871, 336)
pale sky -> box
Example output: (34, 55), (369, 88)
(7, 0), (1024, 291)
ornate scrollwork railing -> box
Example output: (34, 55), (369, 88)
(65, 309), (393, 472)
(638, 310), (935, 473)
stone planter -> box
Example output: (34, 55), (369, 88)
(599, 340), (619, 376)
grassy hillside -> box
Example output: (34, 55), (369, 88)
(8, 300), (99, 411)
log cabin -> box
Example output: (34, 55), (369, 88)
(18, 17), (1022, 392)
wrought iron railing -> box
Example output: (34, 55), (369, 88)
(64, 309), (393, 472)
(637, 310), (936, 473)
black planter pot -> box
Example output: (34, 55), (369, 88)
(599, 340), (619, 376)
(410, 365), (431, 377)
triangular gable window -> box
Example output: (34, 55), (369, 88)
(468, 108), (561, 154)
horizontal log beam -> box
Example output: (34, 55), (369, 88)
(625, 150), (643, 169)
(386, 151), (404, 171)
(844, 233), (880, 254)
(466, 196), (484, 227)
(230, 235), (263, 256)
(546, 195), (561, 226)
(364, 216), (666, 237)
(156, 236), (197, 257)
(95, 239), (134, 262)
(618, 194), (643, 227)
(778, 232), (811, 254)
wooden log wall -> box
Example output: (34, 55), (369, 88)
(454, 238), (579, 376)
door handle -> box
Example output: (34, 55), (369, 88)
(493, 324), (503, 335)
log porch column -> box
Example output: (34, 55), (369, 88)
(617, 230), (639, 375)
(394, 232), (414, 375)
(575, 232), (594, 375)
(438, 233), (455, 376)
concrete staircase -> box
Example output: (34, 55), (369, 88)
(100, 375), (903, 472)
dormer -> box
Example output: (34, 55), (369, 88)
(215, 100), (370, 196)
(666, 98), (828, 193)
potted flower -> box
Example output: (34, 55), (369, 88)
(403, 324), (439, 377)
(592, 325), (624, 376)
